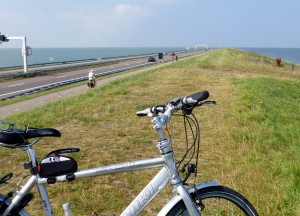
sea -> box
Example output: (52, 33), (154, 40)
(0, 47), (299, 69)
(0, 47), (187, 69)
(238, 48), (300, 65)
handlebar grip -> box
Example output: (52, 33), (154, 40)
(182, 91), (209, 105)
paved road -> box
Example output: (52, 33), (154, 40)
(0, 51), (201, 100)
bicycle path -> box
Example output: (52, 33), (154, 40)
(0, 63), (171, 118)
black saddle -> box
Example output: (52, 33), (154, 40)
(0, 128), (61, 147)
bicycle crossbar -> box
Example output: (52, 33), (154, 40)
(38, 157), (165, 184)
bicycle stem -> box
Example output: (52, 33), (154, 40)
(152, 106), (180, 185)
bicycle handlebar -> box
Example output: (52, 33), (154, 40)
(136, 106), (166, 117)
(136, 91), (211, 117)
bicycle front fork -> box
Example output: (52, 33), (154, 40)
(175, 184), (201, 215)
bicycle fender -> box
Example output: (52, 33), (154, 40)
(157, 181), (219, 216)
(0, 194), (30, 216)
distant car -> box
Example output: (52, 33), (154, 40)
(148, 56), (156, 62)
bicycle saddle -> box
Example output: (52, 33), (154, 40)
(0, 128), (61, 146)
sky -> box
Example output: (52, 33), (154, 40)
(0, 0), (299, 48)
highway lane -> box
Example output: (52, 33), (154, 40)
(0, 51), (203, 100)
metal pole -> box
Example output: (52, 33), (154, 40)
(22, 37), (28, 73)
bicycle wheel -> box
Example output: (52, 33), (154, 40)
(166, 186), (258, 216)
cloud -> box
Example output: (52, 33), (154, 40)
(115, 4), (142, 14)
(57, 4), (154, 24)
(0, 3), (156, 47)
(51, 3), (156, 46)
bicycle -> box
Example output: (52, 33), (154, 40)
(0, 91), (259, 215)
(87, 79), (96, 88)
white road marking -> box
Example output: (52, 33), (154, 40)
(57, 75), (68, 78)
(8, 83), (25, 87)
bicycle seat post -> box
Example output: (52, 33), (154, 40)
(25, 145), (38, 169)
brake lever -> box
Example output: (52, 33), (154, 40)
(197, 100), (217, 107)
(202, 101), (216, 105)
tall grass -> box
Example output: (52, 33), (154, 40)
(0, 48), (299, 215)
(232, 77), (300, 215)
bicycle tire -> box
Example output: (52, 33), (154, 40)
(166, 186), (259, 216)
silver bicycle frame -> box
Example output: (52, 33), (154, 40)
(3, 153), (200, 216)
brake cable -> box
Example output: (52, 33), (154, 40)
(173, 111), (201, 184)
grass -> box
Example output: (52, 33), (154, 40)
(231, 77), (300, 215)
(0, 48), (300, 215)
